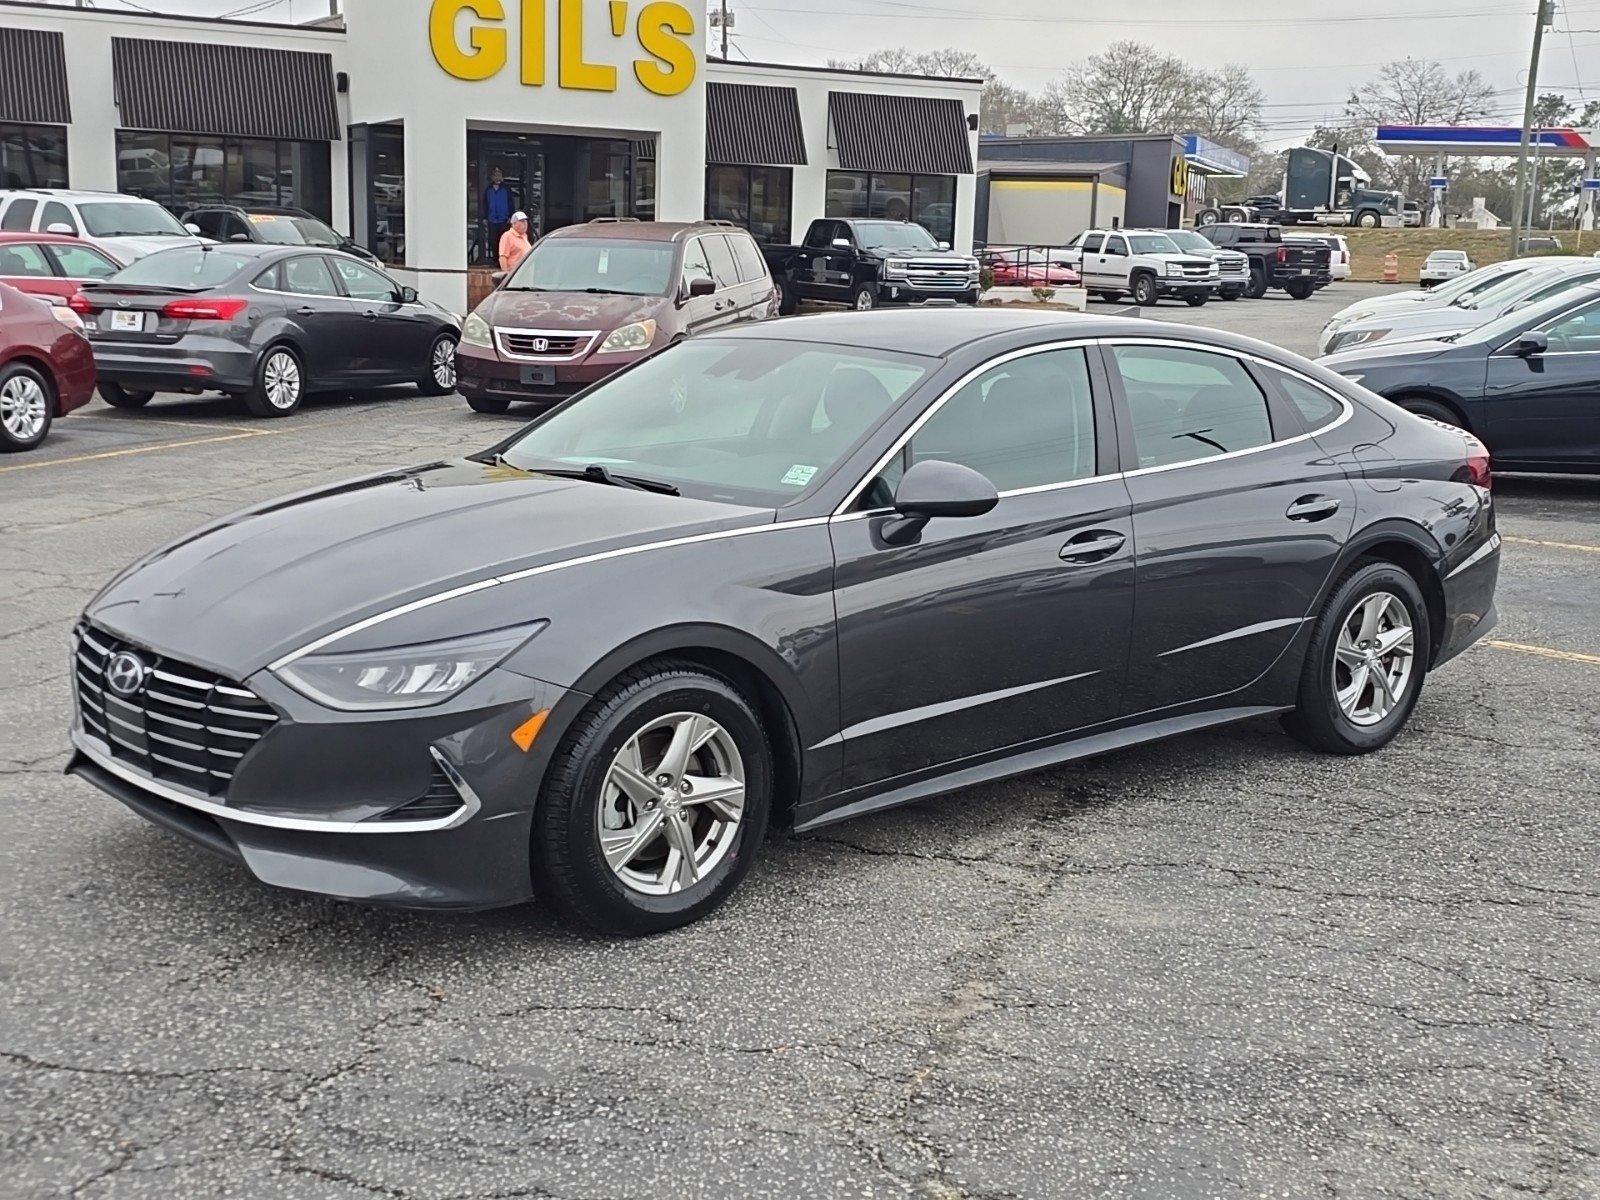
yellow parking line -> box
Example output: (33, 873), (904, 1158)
(1502, 535), (1600, 555)
(0, 430), (275, 475)
(1487, 639), (1600, 666)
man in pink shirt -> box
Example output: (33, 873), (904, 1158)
(498, 211), (532, 272)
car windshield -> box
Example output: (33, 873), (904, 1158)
(1165, 231), (1211, 252)
(853, 222), (940, 251)
(1128, 233), (1181, 254)
(246, 213), (342, 247)
(79, 201), (191, 238)
(497, 338), (932, 506)
(1460, 283), (1600, 346)
(506, 238), (676, 296)
(1435, 261), (1532, 303)
(105, 247), (253, 290)
(1453, 265), (1559, 310)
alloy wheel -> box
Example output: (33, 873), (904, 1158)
(596, 712), (746, 896)
(0, 374), (48, 442)
(263, 352), (301, 410)
(1333, 591), (1415, 727)
(855, 290), (875, 310)
(432, 338), (457, 389)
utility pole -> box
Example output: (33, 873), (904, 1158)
(1510, 0), (1555, 254)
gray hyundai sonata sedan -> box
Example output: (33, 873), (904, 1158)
(68, 311), (1500, 934)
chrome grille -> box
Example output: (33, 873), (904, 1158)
(1218, 258), (1248, 279)
(495, 330), (596, 360)
(73, 626), (276, 797)
(1175, 261), (1215, 279)
(904, 259), (976, 291)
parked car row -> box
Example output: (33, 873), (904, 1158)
(1322, 254), (1600, 474)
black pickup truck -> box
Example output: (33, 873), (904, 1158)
(764, 218), (981, 312)
(1199, 223), (1330, 299)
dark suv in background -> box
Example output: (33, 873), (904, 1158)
(456, 219), (779, 414)
(181, 204), (381, 265)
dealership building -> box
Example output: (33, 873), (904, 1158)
(0, 0), (981, 310)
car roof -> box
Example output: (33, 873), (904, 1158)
(546, 220), (747, 244)
(184, 204), (315, 217)
(709, 308), (1286, 360)
(0, 231), (93, 246)
(0, 189), (147, 203)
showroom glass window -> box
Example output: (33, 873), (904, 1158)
(825, 171), (957, 245)
(114, 132), (332, 220)
(705, 165), (792, 245)
(349, 123), (405, 265)
(0, 124), (68, 189)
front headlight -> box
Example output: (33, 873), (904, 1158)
(597, 319), (657, 354)
(1164, 261), (1182, 277)
(461, 311), (493, 348)
(885, 259), (911, 276)
(273, 622), (546, 711)
(1332, 329), (1389, 352)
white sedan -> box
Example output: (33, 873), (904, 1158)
(1420, 250), (1473, 288)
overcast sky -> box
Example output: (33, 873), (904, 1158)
(41, 0), (1600, 145)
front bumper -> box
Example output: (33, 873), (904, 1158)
(876, 280), (980, 305)
(91, 337), (257, 394)
(66, 645), (579, 910)
(456, 342), (640, 406)
(1156, 280), (1217, 297)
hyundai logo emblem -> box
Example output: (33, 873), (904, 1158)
(530, 336), (549, 353)
(104, 651), (149, 698)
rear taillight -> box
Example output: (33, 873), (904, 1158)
(1275, 246), (1288, 264)
(163, 297), (249, 321)
(50, 305), (84, 333)
(68, 292), (93, 314)
(1462, 433), (1492, 491)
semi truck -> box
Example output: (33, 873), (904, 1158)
(1197, 147), (1406, 229)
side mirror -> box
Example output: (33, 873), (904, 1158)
(229, 232), (250, 242)
(686, 275), (716, 298)
(880, 459), (999, 546)
(831, 237), (852, 249)
(399, 285), (419, 304)
(46, 223), (76, 236)
(938, 240), (951, 251)
(1515, 330), (1548, 356)
(490, 271), (508, 288)
(184, 223), (203, 235)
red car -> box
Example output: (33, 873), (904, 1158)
(0, 231), (122, 303)
(987, 252), (1081, 288)
(0, 281), (97, 452)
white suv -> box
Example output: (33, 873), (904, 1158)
(0, 190), (206, 263)
(1059, 229), (1219, 306)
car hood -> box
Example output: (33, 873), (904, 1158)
(85, 459), (770, 677)
(479, 289), (667, 331)
(1320, 337), (1474, 372)
(1339, 306), (1477, 341)
(98, 234), (206, 262)
(1331, 290), (1439, 323)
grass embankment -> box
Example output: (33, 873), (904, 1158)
(1341, 228), (1597, 282)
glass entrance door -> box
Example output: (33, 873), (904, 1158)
(467, 137), (546, 267)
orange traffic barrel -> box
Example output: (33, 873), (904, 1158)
(1382, 251), (1399, 283)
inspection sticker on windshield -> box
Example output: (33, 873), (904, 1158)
(781, 464), (818, 487)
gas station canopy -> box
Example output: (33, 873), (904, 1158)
(1376, 125), (1599, 157)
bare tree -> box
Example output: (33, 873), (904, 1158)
(830, 47), (992, 81)
(1187, 64), (1265, 142)
(1340, 58), (1498, 203)
(1046, 40), (1204, 135)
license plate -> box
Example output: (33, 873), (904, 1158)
(520, 365), (555, 386)
(1301, 268), (1312, 275)
(109, 310), (144, 332)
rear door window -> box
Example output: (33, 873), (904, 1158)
(1112, 344), (1275, 469)
(45, 243), (120, 280)
(40, 201), (77, 235)
(703, 235), (741, 290)
(1, 199), (37, 231)
(282, 255), (340, 297)
(1080, 233), (1104, 254)
(0, 243), (53, 277)
(730, 233), (768, 283)
(1263, 366), (1345, 432)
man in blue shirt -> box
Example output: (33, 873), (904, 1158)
(483, 167), (515, 265)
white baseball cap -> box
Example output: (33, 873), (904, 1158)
(512, 211), (529, 222)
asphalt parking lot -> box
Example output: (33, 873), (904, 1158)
(2, 282), (1596, 1199)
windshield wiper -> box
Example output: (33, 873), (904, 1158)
(496, 457), (679, 495)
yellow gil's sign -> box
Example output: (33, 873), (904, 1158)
(429, 0), (696, 96)
(1171, 156), (1190, 198)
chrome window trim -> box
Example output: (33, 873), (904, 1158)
(70, 727), (481, 834)
(494, 327), (601, 363)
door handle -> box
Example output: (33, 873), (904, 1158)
(362, 310), (378, 320)
(1286, 495), (1342, 522)
(295, 306), (316, 316)
(1060, 530), (1126, 563)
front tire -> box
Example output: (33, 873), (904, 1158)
(241, 346), (304, 418)
(1356, 210), (1381, 229)
(1244, 266), (1268, 300)
(532, 662), (773, 935)
(1283, 562), (1430, 755)
(466, 393), (512, 414)
(1132, 274), (1159, 306)
(1219, 287), (1244, 301)
(98, 383), (153, 410)
(0, 363), (54, 452)
(1184, 293), (1209, 307)
(851, 284), (878, 311)
(1285, 278), (1316, 300)
(417, 333), (458, 396)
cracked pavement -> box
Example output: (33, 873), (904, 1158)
(1, 286), (1597, 1198)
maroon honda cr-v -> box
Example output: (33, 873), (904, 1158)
(455, 219), (780, 414)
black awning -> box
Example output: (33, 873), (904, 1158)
(828, 92), (973, 176)
(706, 81), (807, 167)
(0, 28), (71, 126)
(112, 38), (340, 142)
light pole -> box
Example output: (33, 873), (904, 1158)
(1509, 0), (1555, 254)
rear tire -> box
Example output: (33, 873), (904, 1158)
(532, 662), (773, 935)
(417, 333), (458, 396)
(1285, 278), (1316, 300)
(1244, 267), (1268, 300)
(1219, 287), (1244, 301)
(1282, 562), (1430, 755)
(777, 277), (798, 316)
(241, 345), (304, 418)
(98, 383), (153, 410)
(1184, 293), (1209, 307)
(1132, 274), (1159, 306)
(1398, 397), (1464, 428)
(466, 393), (512, 414)
(0, 363), (54, 452)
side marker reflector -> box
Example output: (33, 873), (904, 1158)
(511, 709), (549, 752)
